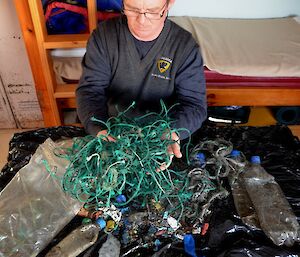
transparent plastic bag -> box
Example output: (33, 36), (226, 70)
(0, 138), (83, 256)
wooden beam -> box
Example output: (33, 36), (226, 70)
(87, 0), (97, 32)
(57, 98), (77, 109)
(28, 0), (62, 125)
(54, 84), (77, 98)
(14, 0), (56, 126)
(44, 34), (89, 49)
(207, 86), (300, 106)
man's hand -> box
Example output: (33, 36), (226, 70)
(97, 130), (116, 142)
(157, 131), (182, 172)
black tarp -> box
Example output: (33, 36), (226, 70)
(1, 124), (300, 256)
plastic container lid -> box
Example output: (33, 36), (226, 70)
(251, 156), (261, 164)
(230, 150), (241, 157)
(95, 218), (106, 230)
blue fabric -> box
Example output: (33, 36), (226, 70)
(47, 9), (86, 34)
(43, 0), (122, 10)
(43, 0), (87, 9)
(44, 0), (122, 34)
(97, 0), (122, 11)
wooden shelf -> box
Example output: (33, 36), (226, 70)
(44, 34), (89, 49)
(54, 84), (76, 98)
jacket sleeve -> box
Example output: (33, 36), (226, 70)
(172, 46), (207, 140)
(76, 28), (112, 136)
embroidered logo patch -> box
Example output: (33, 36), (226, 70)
(157, 58), (172, 73)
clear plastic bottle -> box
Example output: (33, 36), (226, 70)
(230, 150), (260, 229)
(243, 156), (300, 246)
(45, 218), (106, 257)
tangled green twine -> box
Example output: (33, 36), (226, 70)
(54, 101), (192, 219)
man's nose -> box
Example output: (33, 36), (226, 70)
(137, 12), (147, 24)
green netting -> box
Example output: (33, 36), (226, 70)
(51, 102), (192, 220)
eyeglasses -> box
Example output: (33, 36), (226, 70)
(122, 2), (167, 20)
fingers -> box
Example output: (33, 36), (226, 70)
(97, 130), (116, 142)
(170, 141), (182, 158)
(169, 132), (182, 158)
(156, 131), (182, 172)
(156, 155), (174, 172)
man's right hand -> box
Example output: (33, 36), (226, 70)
(97, 130), (116, 142)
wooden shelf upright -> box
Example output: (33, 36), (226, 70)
(14, 0), (96, 126)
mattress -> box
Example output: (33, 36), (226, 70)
(52, 16), (300, 83)
(170, 16), (300, 77)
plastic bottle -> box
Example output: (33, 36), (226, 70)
(227, 150), (245, 185)
(230, 150), (260, 229)
(243, 156), (300, 246)
(45, 218), (106, 257)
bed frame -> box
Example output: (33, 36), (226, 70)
(205, 69), (300, 106)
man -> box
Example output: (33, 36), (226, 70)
(76, 0), (207, 167)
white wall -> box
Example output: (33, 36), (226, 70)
(0, 0), (43, 128)
(170, 0), (300, 18)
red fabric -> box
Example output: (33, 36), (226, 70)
(45, 2), (87, 21)
(204, 68), (300, 87)
(45, 2), (120, 22)
(97, 11), (120, 21)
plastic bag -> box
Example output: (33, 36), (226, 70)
(0, 138), (83, 256)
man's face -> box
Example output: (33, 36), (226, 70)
(123, 0), (174, 41)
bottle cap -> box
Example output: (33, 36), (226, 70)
(251, 156), (261, 164)
(106, 220), (115, 232)
(196, 153), (205, 164)
(230, 150), (240, 157)
(116, 194), (126, 203)
(95, 218), (106, 230)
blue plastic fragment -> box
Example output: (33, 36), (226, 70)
(116, 194), (127, 203)
(154, 239), (161, 251)
(230, 150), (240, 157)
(251, 155), (261, 164)
(95, 218), (106, 230)
(196, 153), (205, 164)
(184, 234), (197, 257)
(120, 207), (129, 213)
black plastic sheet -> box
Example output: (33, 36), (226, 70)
(1, 124), (300, 256)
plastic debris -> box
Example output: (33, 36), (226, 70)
(98, 234), (121, 257)
(45, 223), (99, 257)
(184, 234), (197, 257)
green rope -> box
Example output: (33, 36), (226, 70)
(54, 101), (192, 219)
(43, 102), (234, 225)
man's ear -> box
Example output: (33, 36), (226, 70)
(167, 0), (175, 10)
